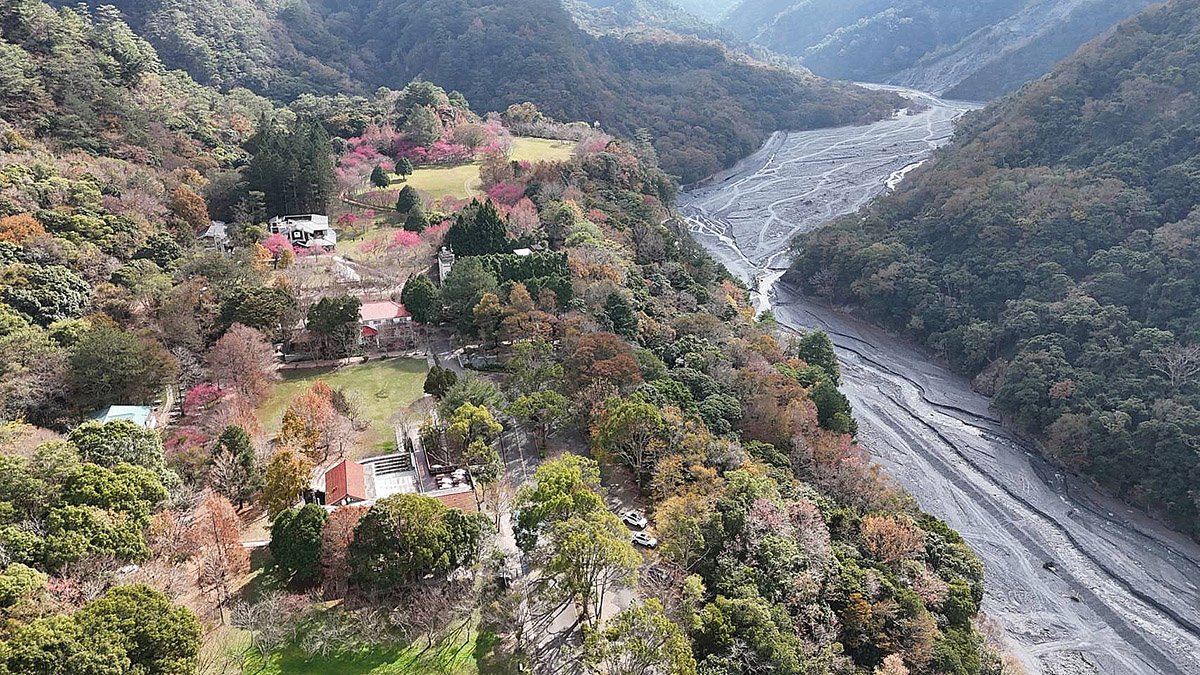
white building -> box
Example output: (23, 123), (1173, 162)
(268, 214), (337, 250)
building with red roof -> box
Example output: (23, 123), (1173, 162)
(324, 459), (367, 506)
(358, 300), (413, 349)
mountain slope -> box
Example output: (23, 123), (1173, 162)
(724, 0), (1152, 99)
(83, 0), (901, 183)
(565, 0), (726, 39)
(790, 0), (1200, 538)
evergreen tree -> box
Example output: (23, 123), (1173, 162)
(400, 275), (441, 324)
(395, 185), (420, 214)
(447, 200), (509, 256)
(246, 117), (336, 217)
(395, 157), (414, 178)
(404, 204), (429, 233)
(370, 165), (390, 188)
(604, 292), (638, 339)
(210, 425), (260, 508)
(793, 330), (841, 385)
(424, 366), (458, 398)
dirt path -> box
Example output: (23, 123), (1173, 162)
(679, 86), (1200, 675)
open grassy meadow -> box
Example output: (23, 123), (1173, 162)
(507, 137), (575, 163)
(379, 137), (577, 202)
(259, 358), (427, 454)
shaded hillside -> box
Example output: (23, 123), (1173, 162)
(81, 0), (901, 183)
(565, 0), (726, 39)
(724, 0), (1151, 99)
(790, 0), (1200, 538)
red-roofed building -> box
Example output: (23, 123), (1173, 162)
(358, 300), (413, 349)
(324, 459), (367, 506)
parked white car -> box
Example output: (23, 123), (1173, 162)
(622, 510), (648, 529)
(631, 532), (658, 548)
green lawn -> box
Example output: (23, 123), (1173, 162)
(401, 163), (483, 201)
(377, 137), (577, 203)
(508, 137), (575, 163)
(240, 627), (518, 675)
(259, 359), (428, 454)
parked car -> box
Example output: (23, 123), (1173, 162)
(631, 532), (658, 548)
(622, 510), (648, 529)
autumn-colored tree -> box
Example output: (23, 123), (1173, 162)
(654, 493), (714, 571)
(278, 384), (341, 461)
(188, 493), (249, 613)
(0, 214), (46, 244)
(860, 515), (925, 566)
(500, 309), (557, 343)
(262, 447), (313, 519)
(565, 332), (642, 393)
(208, 324), (279, 405)
(874, 654), (911, 675)
(472, 292), (504, 347)
(170, 185), (211, 231)
(319, 505), (368, 599)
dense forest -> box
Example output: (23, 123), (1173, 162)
(720, 0), (1152, 99)
(791, 0), (1200, 539)
(65, 0), (902, 183)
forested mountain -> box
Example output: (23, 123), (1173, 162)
(791, 0), (1200, 538)
(722, 0), (1152, 99)
(73, 0), (901, 183)
(671, 0), (739, 22)
(564, 0), (725, 39)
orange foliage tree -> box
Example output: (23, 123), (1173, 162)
(0, 213), (46, 244)
(860, 515), (925, 566)
(189, 493), (250, 610)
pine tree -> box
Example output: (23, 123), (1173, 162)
(396, 157), (415, 178)
(370, 165), (390, 188)
(447, 199), (509, 256)
(404, 204), (429, 233)
(396, 185), (420, 214)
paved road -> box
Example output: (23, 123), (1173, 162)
(679, 87), (1200, 675)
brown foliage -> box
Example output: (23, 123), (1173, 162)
(565, 332), (642, 393)
(860, 515), (925, 566)
(320, 505), (368, 599)
(189, 493), (250, 597)
(170, 185), (211, 231)
(0, 213), (46, 244)
(208, 324), (278, 406)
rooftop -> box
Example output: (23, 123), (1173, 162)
(89, 405), (154, 428)
(359, 301), (411, 322)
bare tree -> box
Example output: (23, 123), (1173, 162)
(1144, 343), (1200, 390)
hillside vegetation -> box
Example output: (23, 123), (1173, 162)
(75, 0), (901, 183)
(791, 0), (1200, 538)
(722, 0), (1152, 99)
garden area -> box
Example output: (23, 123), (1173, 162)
(257, 358), (428, 454)
(383, 137), (576, 201)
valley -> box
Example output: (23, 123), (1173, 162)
(680, 87), (1200, 675)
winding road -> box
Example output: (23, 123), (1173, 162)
(678, 87), (1200, 675)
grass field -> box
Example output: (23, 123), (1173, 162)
(259, 358), (427, 454)
(402, 163), (483, 201)
(237, 627), (517, 675)
(508, 137), (575, 163)
(379, 137), (578, 203)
